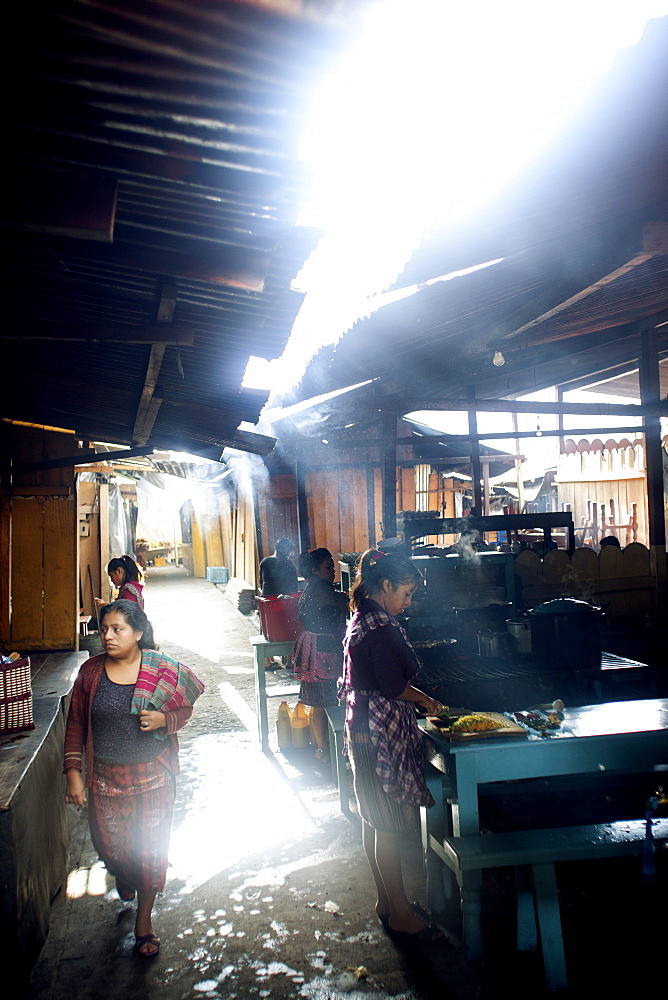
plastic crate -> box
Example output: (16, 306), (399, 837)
(257, 594), (302, 641)
(206, 566), (229, 584)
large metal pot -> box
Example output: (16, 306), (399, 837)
(528, 597), (602, 672)
(506, 617), (532, 655)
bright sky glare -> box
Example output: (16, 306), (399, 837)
(243, 0), (668, 398)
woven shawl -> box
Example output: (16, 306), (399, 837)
(131, 648), (205, 741)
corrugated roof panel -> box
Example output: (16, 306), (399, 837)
(2, 0), (337, 457)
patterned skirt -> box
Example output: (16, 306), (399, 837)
(88, 754), (176, 894)
(298, 678), (338, 708)
(347, 731), (420, 834)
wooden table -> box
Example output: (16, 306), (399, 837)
(249, 634), (298, 751)
(422, 699), (668, 977)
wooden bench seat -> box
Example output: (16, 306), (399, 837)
(429, 818), (668, 993)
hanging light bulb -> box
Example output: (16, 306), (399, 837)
(492, 350), (506, 367)
(536, 421), (542, 437)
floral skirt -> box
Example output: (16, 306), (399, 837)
(88, 755), (175, 894)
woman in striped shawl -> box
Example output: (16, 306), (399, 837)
(64, 600), (204, 957)
(339, 549), (445, 943)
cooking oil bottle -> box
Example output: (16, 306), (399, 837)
(291, 701), (311, 749)
(276, 701), (293, 750)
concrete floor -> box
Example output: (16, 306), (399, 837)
(28, 566), (664, 1000)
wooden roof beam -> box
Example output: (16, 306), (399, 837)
(507, 231), (668, 346)
(0, 322), (195, 345)
(398, 398), (668, 417)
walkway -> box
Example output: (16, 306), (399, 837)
(28, 566), (662, 998)
(28, 566), (477, 1000)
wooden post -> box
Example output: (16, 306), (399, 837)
(381, 410), (397, 538)
(639, 327), (666, 613)
(366, 464), (376, 547)
(512, 412), (525, 513)
(468, 391), (483, 513)
(295, 456), (310, 554)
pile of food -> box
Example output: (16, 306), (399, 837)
(450, 714), (504, 734)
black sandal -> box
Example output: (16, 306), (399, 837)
(387, 923), (445, 945)
(135, 932), (160, 958)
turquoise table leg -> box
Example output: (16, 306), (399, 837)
(532, 862), (568, 992)
(254, 647), (268, 751)
(516, 864), (538, 951)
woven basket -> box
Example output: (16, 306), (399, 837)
(0, 656), (35, 734)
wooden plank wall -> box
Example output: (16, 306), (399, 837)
(514, 542), (655, 617)
(1, 426), (79, 650)
(257, 473), (298, 560)
(559, 478), (648, 547)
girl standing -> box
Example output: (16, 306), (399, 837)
(96, 554), (145, 610)
(338, 548), (444, 942)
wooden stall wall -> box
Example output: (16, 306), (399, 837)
(256, 473), (299, 562)
(556, 438), (649, 548)
(78, 479), (109, 618)
(181, 483), (258, 588)
(514, 543), (657, 618)
(0, 425), (79, 650)
(306, 466), (377, 576)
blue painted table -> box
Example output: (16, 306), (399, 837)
(422, 698), (668, 969)
(249, 634), (298, 751)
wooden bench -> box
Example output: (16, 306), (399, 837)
(429, 818), (668, 993)
(325, 704), (351, 817)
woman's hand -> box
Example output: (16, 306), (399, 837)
(418, 694), (444, 716)
(65, 769), (87, 807)
(94, 598), (105, 608)
(139, 709), (166, 732)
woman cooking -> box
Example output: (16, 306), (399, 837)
(292, 548), (348, 761)
(64, 600), (203, 957)
(95, 554), (145, 611)
(339, 548), (445, 943)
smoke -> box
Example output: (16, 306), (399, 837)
(223, 450), (269, 506)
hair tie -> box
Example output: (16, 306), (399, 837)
(371, 551), (385, 564)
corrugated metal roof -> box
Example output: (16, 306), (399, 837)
(290, 15), (668, 411)
(2, 0), (344, 458)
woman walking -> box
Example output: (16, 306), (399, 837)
(64, 600), (203, 957)
(338, 548), (445, 942)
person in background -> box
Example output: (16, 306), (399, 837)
(259, 538), (298, 596)
(64, 600), (203, 958)
(600, 535), (621, 549)
(259, 539), (298, 670)
(292, 549), (348, 762)
(96, 555), (145, 612)
(338, 548), (445, 943)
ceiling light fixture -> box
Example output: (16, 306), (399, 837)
(492, 350), (506, 367)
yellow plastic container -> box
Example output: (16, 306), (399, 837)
(276, 701), (293, 750)
(291, 701), (311, 749)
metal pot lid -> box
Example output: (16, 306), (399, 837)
(529, 597), (600, 615)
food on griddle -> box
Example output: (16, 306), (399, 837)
(451, 714), (503, 733)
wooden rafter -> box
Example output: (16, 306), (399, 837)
(0, 322), (195, 344)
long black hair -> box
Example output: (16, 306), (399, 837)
(100, 599), (157, 649)
(299, 547), (332, 578)
(349, 548), (422, 611)
(107, 554), (143, 582)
